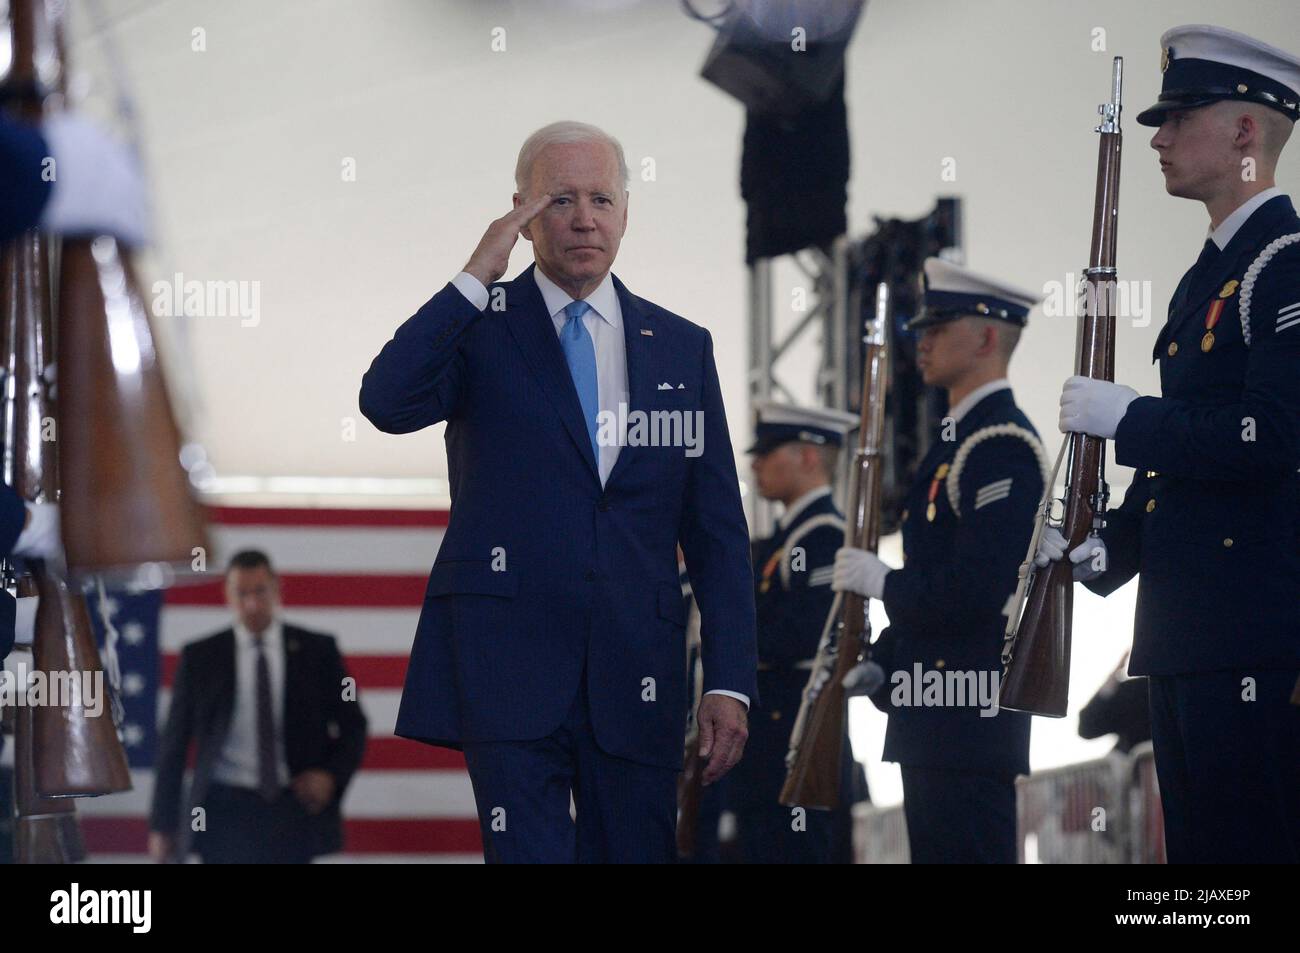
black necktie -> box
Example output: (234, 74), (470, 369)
(1175, 238), (1220, 313)
(253, 636), (279, 801)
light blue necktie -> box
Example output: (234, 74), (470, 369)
(560, 300), (600, 461)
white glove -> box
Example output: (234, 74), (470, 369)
(38, 113), (150, 247)
(1058, 376), (1139, 440)
(831, 546), (891, 599)
(1033, 525), (1107, 582)
(12, 502), (62, 561)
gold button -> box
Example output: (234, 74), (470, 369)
(1223, 538), (1233, 548)
(1145, 499), (1156, 513)
(1167, 341), (1179, 357)
(935, 659), (945, 669)
(1237, 83), (1248, 93)
(770, 710), (782, 720)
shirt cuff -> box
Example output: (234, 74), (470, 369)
(451, 271), (489, 312)
(704, 688), (750, 709)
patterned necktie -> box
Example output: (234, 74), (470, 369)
(253, 635), (279, 802)
(560, 300), (600, 460)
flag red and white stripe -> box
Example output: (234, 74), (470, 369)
(77, 506), (483, 863)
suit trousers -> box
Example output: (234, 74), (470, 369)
(1148, 669), (1300, 863)
(900, 765), (1018, 864)
(462, 673), (678, 863)
(197, 782), (315, 864)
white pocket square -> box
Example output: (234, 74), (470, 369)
(658, 382), (673, 390)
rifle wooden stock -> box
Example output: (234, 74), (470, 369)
(779, 590), (868, 809)
(12, 652), (87, 863)
(780, 283), (888, 810)
(1001, 58), (1123, 717)
(676, 724), (705, 859)
(57, 238), (210, 579)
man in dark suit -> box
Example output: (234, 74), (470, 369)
(1043, 25), (1300, 863)
(148, 550), (367, 863)
(733, 401), (863, 863)
(359, 120), (757, 863)
(834, 259), (1044, 864)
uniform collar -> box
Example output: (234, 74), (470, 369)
(947, 378), (1011, 425)
(1209, 187), (1285, 250)
(533, 265), (621, 329)
(778, 485), (832, 530)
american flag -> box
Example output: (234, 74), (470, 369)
(75, 506), (483, 863)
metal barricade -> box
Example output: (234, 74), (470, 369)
(1126, 742), (1166, 864)
(852, 801), (909, 864)
(852, 750), (1168, 863)
(1015, 754), (1131, 863)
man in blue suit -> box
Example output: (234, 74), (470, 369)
(360, 121), (757, 863)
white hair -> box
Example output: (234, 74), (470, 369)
(514, 121), (629, 195)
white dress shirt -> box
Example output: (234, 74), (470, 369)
(947, 377), (1011, 425)
(451, 267), (748, 709)
(452, 268), (627, 485)
(212, 620), (290, 790)
(1209, 186), (1284, 250)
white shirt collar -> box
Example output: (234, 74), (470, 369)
(235, 617), (282, 650)
(1208, 187), (1284, 250)
(779, 485), (832, 530)
(948, 378), (1011, 425)
(534, 265), (621, 329)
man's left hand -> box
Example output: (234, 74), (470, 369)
(695, 694), (747, 786)
(291, 769), (336, 815)
(1058, 376), (1139, 439)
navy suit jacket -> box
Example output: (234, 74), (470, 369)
(359, 263), (757, 770)
(0, 116), (52, 243)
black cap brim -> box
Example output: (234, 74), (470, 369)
(746, 435), (794, 456)
(1136, 95), (1229, 127)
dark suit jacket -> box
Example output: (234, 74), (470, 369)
(149, 624), (368, 859)
(359, 263), (757, 771)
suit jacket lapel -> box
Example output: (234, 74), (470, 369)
(502, 263), (600, 480)
(211, 629), (236, 749)
(605, 273), (651, 488)
(281, 625), (299, 755)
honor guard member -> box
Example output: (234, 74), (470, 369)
(1042, 25), (1300, 863)
(735, 401), (863, 863)
(834, 259), (1045, 864)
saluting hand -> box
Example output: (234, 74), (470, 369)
(696, 693), (748, 786)
(462, 193), (555, 287)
